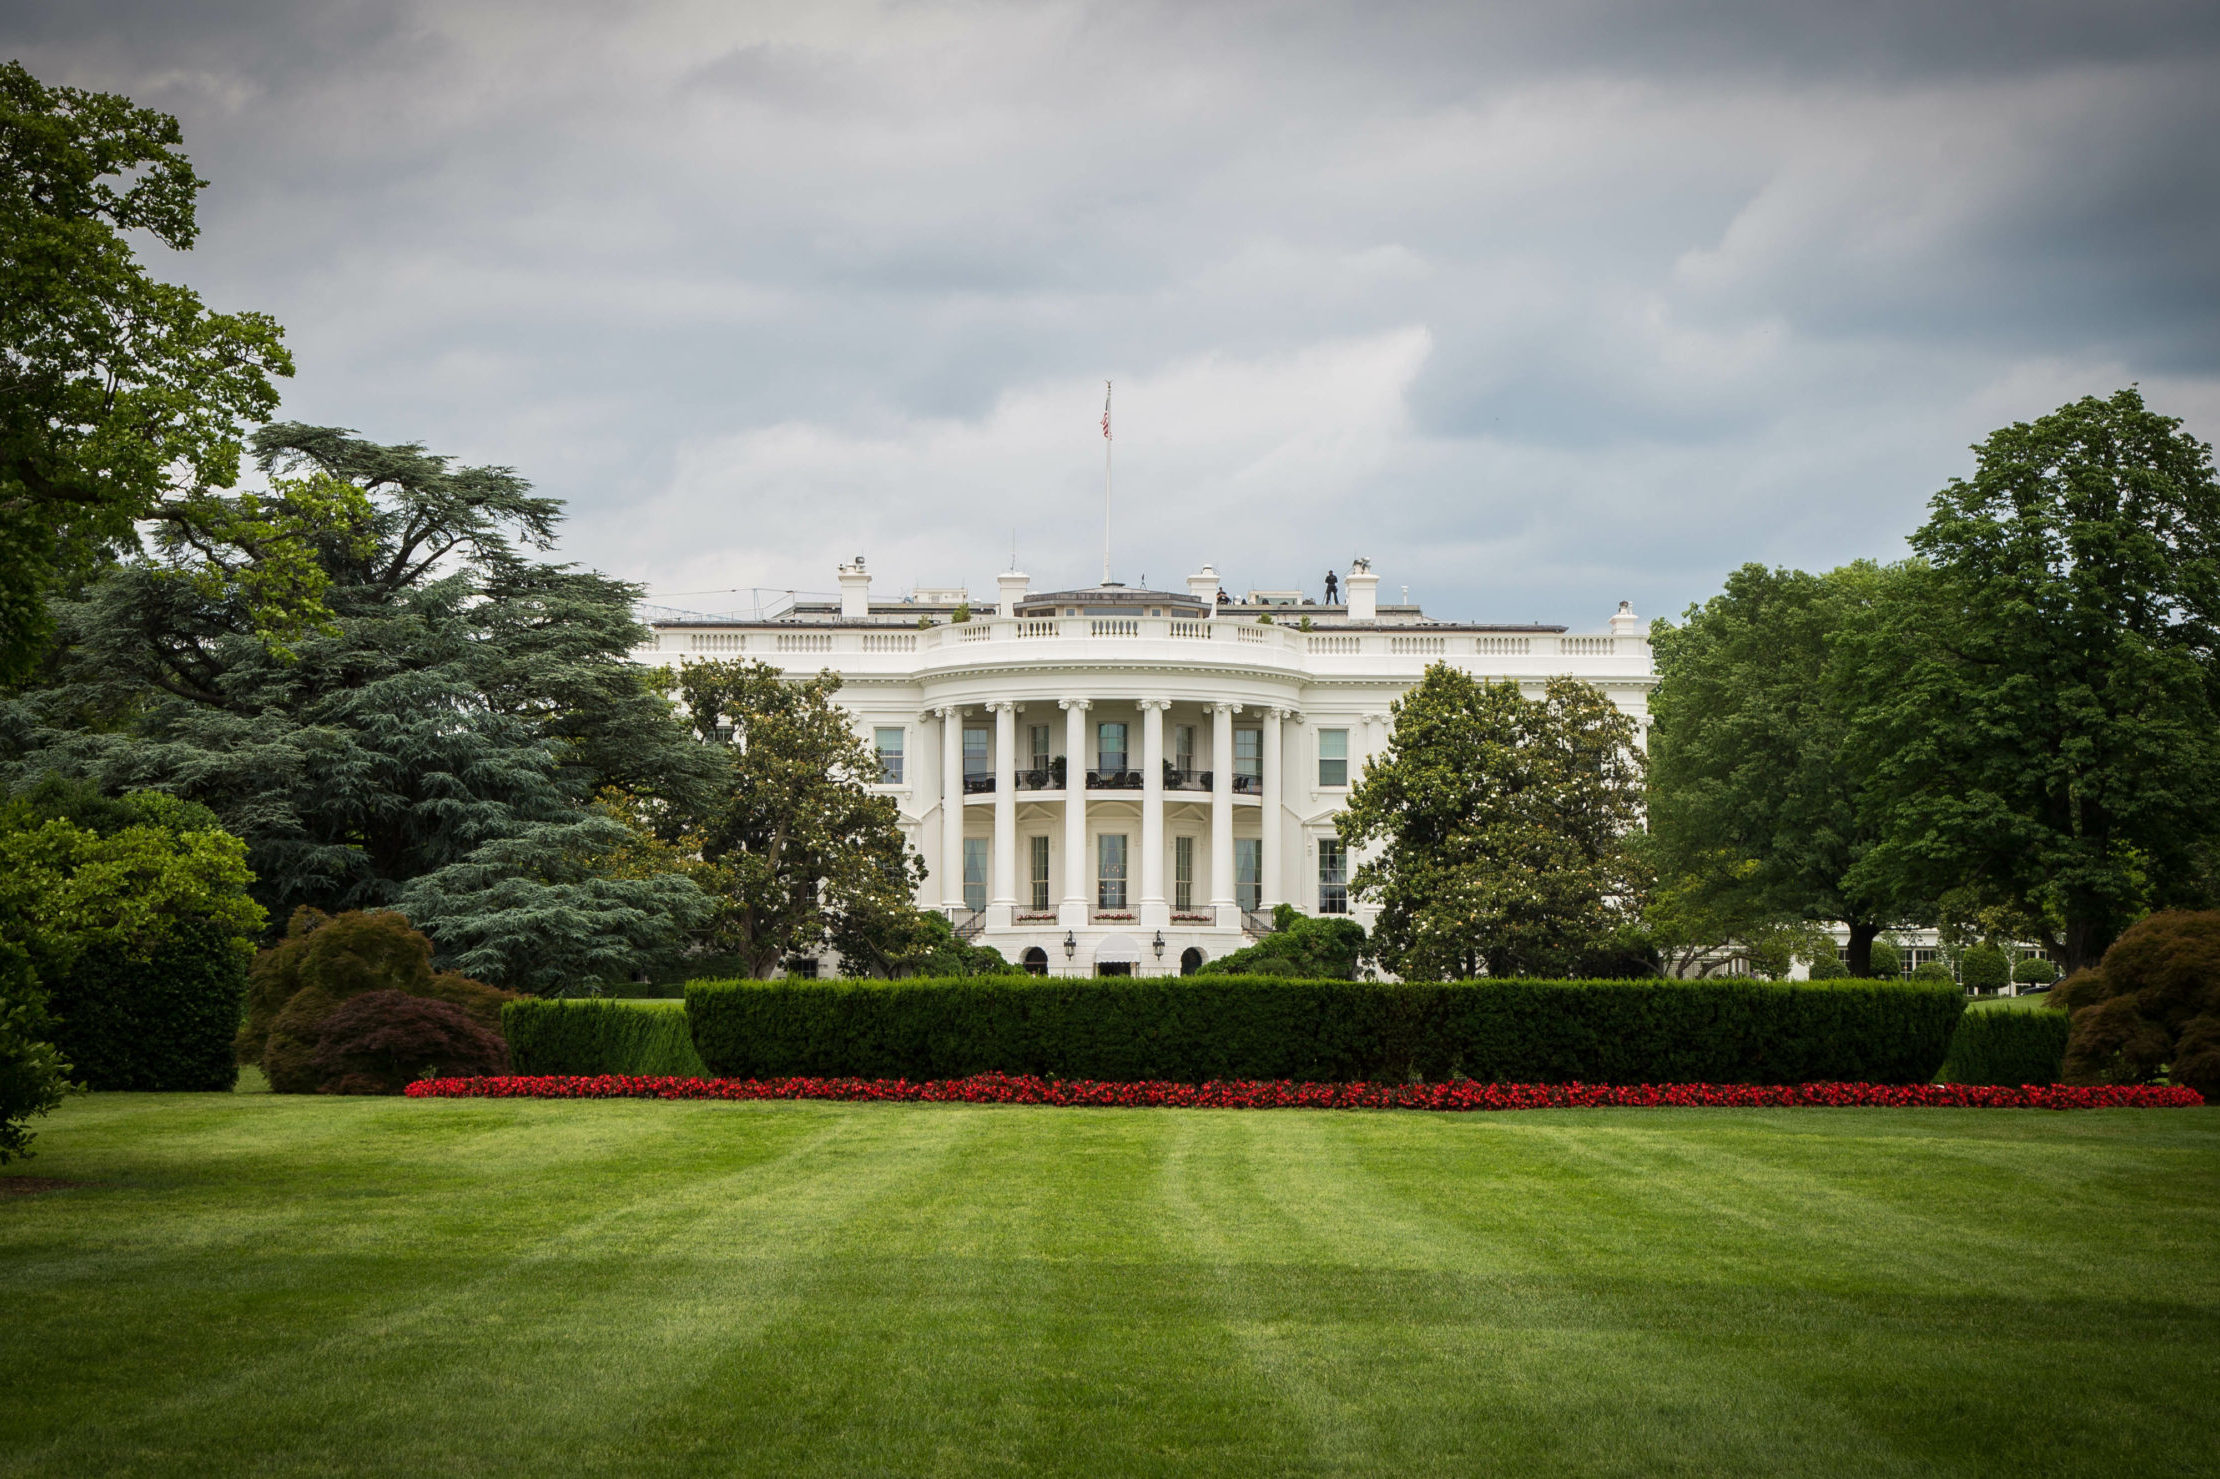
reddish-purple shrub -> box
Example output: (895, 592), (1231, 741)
(312, 990), (509, 1095)
(2059, 911), (2220, 1098)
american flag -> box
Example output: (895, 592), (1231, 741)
(1102, 381), (1111, 440)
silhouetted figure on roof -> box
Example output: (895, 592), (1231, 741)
(1216, 588), (1232, 606)
(1324, 570), (1339, 604)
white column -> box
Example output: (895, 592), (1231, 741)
(1139, 699), (1169, 933)
(1059, 698), (1090, 928)
(1210, 702), (1237, 926)
(989, 701), (1018, 926)
(915, 710), (941, 908)
(1262, 707), (1286, 909)
(939, 706), (965, 912)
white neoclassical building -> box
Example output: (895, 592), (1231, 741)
(635, 559), (1655, 976)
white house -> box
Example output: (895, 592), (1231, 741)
(634, 559), (1656, 976)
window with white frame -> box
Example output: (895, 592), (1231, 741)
(1029, 835), (1051, 910)
(1097, 833), (1128, 910)
(1235, 838), (1261, 912)
(1174, 836), (1194, 910)
(1028, 724), (1051, 770)
(962, 837), (988, 912)
(1174, 724), (1196, 771)
(874, 726), (905, 783)
(1234, 728), (1262, 780)
(1097, 721), (1129, 772)
(1317, 838), (1348, 914)
(1317, 729), (1348, 788)
(962, 726), (990, 780)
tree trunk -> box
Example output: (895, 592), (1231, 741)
(1843, 920), (1880, 978)
(2059, 917), (2111, 978)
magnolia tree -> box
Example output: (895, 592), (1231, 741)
(1337, 668), (1646, 979)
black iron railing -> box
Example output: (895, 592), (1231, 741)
(962, 773), (995, 794)
(1015, 758), (1066, 790)
(1232, 772), (1264, 795)
(1164, 765), (1211, 791)
(1086, 768), (1144, 790)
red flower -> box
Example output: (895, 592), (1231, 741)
(403, 1075), (2204, 1110)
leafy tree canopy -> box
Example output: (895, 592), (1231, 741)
(664, 659), (925, 978)
(1, 424), (716, 992)
(0, 61), (298, 681)
(1646, 560), (1914, 974)
(1848, 388), (2220, 973)
(1337, 668), (1645, 979)
(831, 907), (1019, 978)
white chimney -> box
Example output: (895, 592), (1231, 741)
(1610, 600), (1640, 638)
(1187, 564), (1221, 609)
(1345, 559), (1378, 623)
(996, 570), (1030, 618)
(837, 556), (871, 619)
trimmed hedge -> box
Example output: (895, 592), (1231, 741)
(1939, 1006), (2070, 1085)
(684, 976), (1965, 1086)
(49, 919), (247, 1092)
(503, 999), (708, 1077)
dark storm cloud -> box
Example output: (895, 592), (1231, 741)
(4, 0), (2216, 621)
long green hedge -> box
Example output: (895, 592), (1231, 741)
(1938, 1007), (2070, 1085)
(683, 976), (1964, 1085)
(503, 999), (708, 1077)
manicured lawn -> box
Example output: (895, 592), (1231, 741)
(4, 1096), (2217, 1478)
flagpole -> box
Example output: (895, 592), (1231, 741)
(1101, 380), (1113, 586)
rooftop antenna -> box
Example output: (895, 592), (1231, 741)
(1100, 379), (1113, 586)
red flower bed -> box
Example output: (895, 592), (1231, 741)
(404, 1073), (2203, 1111)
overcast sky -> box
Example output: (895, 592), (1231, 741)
(8, 0), (2218, 624)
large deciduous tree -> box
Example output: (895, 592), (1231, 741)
(0, 61), (300, 682)
(669, 659), (925, 977)
(2, 424), (716, 993)
(1337, 668), (1645, 979)
(1848, 389), (2220, 974)
(1646, 561), (1912, 976)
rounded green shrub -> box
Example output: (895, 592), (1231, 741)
(2013, 956), (2058, 987)
(1960, 943), (2011, 994)
(241, 909), (514, 1093)
(1867, 940), (1903, 979)
(1911, 961), (1955, 982)
(1805, 953), (1849, 980)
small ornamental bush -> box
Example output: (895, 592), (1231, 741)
(1940, 1008), (2071, 1085)
(1960, 942), (2011, 994)
(685, 975), (1964, 1086)
(2057, 910), (2220, 1099)
(406, 1072), (2202, 1111)
(1, 942), (70, 1164)
(1805, 954), (1849, 980)
(241, 909), (515, 1093)
(2013, 956), (2059, 987)
(1912, 962), (1955, 982)
(311, 991), (509, 1094)
(1867, 940), (1903, 979)
(503, 999), (706, 1076)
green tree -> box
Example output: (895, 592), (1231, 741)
(1337, 668), (1645, 979)
(830, 906), (1018, 978)
(2, 425), (715, 992)
(1647, 561), (1912, 975)
(0, 784), (265, 1090)
(1849, 389), (2220, 973)
(672, 659), (925, 977)
(0, 62), (299, 682)
(1194, 904), (1367, 978)
(0, 941), (69, 1162)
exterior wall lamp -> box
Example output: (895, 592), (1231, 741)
(1063, 930), (1076, 960)
(1152, 931), (1166, 960)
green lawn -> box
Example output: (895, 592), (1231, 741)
(4, 1096), (2217, 1478)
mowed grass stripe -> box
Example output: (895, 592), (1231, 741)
(2, 1098), (2216, 1478)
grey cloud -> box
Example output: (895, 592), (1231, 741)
(4, 0), (2216, 626)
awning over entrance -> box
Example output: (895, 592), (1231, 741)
(1093, 933), (1142, 965)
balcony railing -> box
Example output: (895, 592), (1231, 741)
(962, 773), (995, 794)
(1086, 767), (1143, 790)
(1015, 762), (1064, 791)
(1164, 766), (1211, 791)
(1232, 772), (1264, 795)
